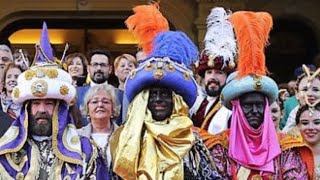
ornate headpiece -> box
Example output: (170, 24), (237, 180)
(124, 3), (198, 107)
(0, 22), (84, 165)
(12, 22), (76, 105)
(299, 64), (320, 110)
(195, 7), (237, 77)
(114, 4), (196, 179)
(221, 11), (278, 108)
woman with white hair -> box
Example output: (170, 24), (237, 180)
(77, 84), (120, 179)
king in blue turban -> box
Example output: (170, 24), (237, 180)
(110, 3), (221, 180)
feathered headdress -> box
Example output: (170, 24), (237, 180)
(221, 11), (278, 108)
(125, 3), (169, 55)
(230, 11), (272, 78)
(196, 7), (237, 76)
(115, 4), (197, 180)
(147, 31), (198, 68)
(124, 3), (198, 107)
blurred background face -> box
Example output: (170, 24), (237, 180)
(0, 50), (12, 83)
(270, 102), (281, 130)
(298, 109), (320, 145)
(298, 77), (320, 105)
(115, 57), (135, 83)
(287, 80), (297, 96)
(203, 69), (227, 97)
(5, 67), (21, 94)
(88, 54), (111, 84)
(68, 57), (84, 77)
(87, 89), (113, 122)
(279, 89), (290, 102)
(136, 50), (146, 62)
(13, 51), (29, 71)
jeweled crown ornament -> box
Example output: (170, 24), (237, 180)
(12, 22), (76, 105)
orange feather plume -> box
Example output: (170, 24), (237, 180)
(229, 11), (273, 78)
(125, 3), (169, 55)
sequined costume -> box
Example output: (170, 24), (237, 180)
(0, 22), (98, 179)
(199, 129), (310, 179)
(111, 3), (221, 179)
(197, 9), (313, 180)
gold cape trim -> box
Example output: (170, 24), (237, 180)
(200, 101), (221, 129)
(0, 104), (28, 155)
(24, 140), (41, 179)
(52, 101), (82, 165)
(61, 124), (82, 155)
(113, 90), (195, 180)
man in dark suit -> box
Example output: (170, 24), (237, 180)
(0, 105), (14, 137)
(77, 49), (123, 126)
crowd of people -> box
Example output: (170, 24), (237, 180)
(0, 3), (319, 180)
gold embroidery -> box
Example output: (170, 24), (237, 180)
(46, 68), (58, 79)
(0, 105), (28, 156)
(62, 125), (81, 155)
(59, 85), (69, 96)
(52, 102), (82, 165)
(63, 175), (71, 180)
(145, 62), (153, 71)
(251, 174), (263, 180)
(24, 140), (41, 179)
(13, 88), (20, 98)
(278, 132), (306, 151)
(70, 95), (77, 106)
(31, 80), (48, 97)
(15, 172), (24, 180)
(49, 158), (64, 179)
(129, 70), (136, 79)
(0, 126), (19, 146)
(6, 151), (28, 171)
(166, 64), (175, 72)
(154, 69), (164, 79)
(253, 75), (262, 90)
(200, 101), (222, 130)
(0, 162), (14, 179)
(35, 68), (46, 78)
(183, 72), (191, 80)
(208, 54), (216, 67)
(71, 136), (80, 145)
(24, 70), (36, 80)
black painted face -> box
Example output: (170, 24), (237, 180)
(147, 86), (173, 121)
(239, 92), (266, 129)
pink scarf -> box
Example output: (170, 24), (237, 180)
(228, 99), (281, 173)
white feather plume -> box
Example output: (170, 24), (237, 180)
(204, 7), (237, 69)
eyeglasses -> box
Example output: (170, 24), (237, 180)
(90, 62), (109, 68)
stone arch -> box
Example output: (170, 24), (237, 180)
(266, 15), (318, 83)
